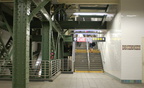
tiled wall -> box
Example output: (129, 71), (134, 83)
(121, 0), (144, 81)
(99, 0), (144, 83)
(98, 4), (122, 79)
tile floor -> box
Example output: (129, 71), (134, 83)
(0, 73), (144, 88)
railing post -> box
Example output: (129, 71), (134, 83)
(86, 39), (90, 71)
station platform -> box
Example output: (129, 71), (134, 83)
(0, 73), (144, 88)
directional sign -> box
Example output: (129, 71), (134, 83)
(77, 37), (86, 42)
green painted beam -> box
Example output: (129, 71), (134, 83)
(100, 5), (109, 28)
(1, 12), (13, 35)
(29, 0), (51, 21)
(30, 21), (107, 29)
(80, 7), (107, 10)
(13, 0), (31, 88)
(58, 21), (107, 29)
(58, 36), (61, 59)
(52, 31), (56, 51)
(32, 0), (63, 37)
(54, 35), (59, 59)
(60, 39), (64, 59)
(52, 4), (64, 16)
(42, 21), (51, 60)
(0, 4), (13, 16)
(0, 0), (13, 2)
(64, 35), (73, 42)
(41, 21), (52, 78)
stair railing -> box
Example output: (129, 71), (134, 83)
(86, 39), (90, 70)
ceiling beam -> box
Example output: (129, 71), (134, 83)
(58, 21), (106, 29)
(80, 7), (107, 10)
(0, 0), (13, 2)
(58, 0), (118, 4)
(0, 4), (13, 16)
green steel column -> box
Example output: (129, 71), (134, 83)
(42, 21), (51, 60)
(42, 21), (52, 78)
(60, 39), (64, 59)
(58, 37), (61, 59)
(13, 0), (31, 88)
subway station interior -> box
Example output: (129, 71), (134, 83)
(0, 0), (144, 88)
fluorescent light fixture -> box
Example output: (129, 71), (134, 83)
(73, 12), (107, 16)
(74, 33), (98, 35)
(126, 15), (137, 17)
(74, 29), (101, 32)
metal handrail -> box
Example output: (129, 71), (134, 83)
(0, 59), (61, 80)
(61, 57), (73, 72)
(86, 40), (90, 70)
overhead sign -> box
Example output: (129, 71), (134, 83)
(92, 37), (105, 42)
(77, 37), (86, 42)
(76, 37), (106, 42)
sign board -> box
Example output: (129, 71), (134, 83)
(122, 45), (141, 50)
(76, 37), (106, 42)
(77, 37), (86, 42)
(92, 37), (105, 42)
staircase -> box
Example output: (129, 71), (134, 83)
(89, 53), (103, 71)
(75, 42), (103, 72)
(75, 53), (88, 71)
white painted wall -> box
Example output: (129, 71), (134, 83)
(99, 0), (144, 81)
(121, 0), (144, 80)
(98, 5), (122, 79)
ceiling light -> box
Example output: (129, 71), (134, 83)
(74, 33), (98, 35)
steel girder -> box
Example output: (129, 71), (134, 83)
(80, 7), (107, 10)
(0, 0), (13, 2)
(58, 21), (107, 29)
(29, 0), (51, 21)
(32, 0), (63, 37)
(100, 5), (109, 28)
(42, 22), (51, 60)
(13, 0), (31, 88)
(41, 22), (51, 78)
(1, 12), (13, 36)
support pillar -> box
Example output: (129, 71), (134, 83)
(58, 37), (61, 59)
(61, 39), (64, 59)
(42, 22), (52, 78)
(42, 22), (51, 60)
(13, 0), (31, 88)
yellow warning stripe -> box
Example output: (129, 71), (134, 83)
(75, 49), (100, 53)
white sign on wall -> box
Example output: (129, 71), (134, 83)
(122, 45), (141, 50)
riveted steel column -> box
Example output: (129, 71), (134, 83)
(58, 36), (61, 59)
(42, 21), (51, 60)
(60, 39), (64, 59)
(42, 21), (52, 78)
(13, 0), (31, 88)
